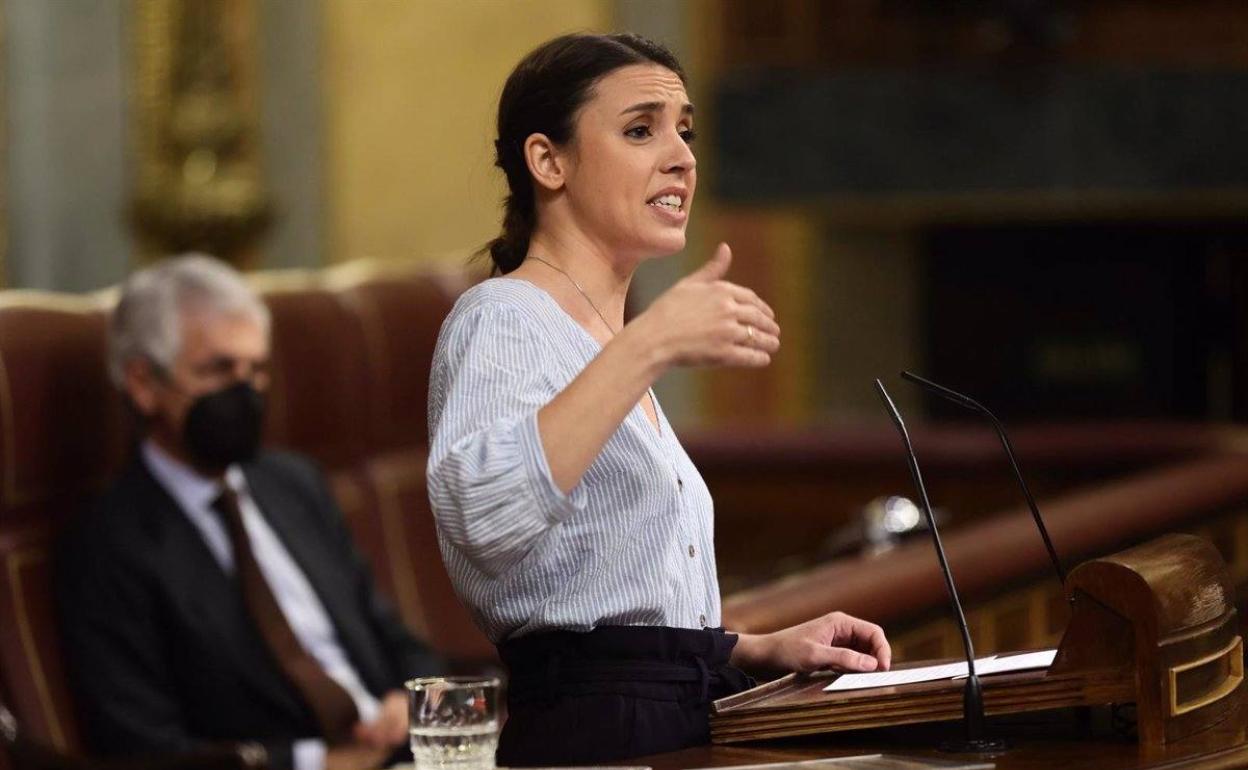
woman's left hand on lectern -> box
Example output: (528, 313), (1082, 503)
(731, 611), (891, 674)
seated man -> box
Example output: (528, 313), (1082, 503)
(56, 255), (441, 770)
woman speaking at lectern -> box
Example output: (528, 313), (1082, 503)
(426, 33), (892, 765)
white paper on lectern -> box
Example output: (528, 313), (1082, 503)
(823, 657), (997, 692)
(953, 649), (1057, 678)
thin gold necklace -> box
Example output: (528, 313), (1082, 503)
(528, 255), (620, 337)
(528, 254), (661, 434)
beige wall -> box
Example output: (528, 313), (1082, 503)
(323, 0), (611, 267)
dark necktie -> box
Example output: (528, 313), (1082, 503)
(212, 487), (359, 742)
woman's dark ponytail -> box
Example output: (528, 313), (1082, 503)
(480, 33), (685, 276)
(486, 194), (533, 275)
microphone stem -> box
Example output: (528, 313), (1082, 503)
(875, 381), (979, 675)
(877, 377), (1008, 752)
(987, 412), (1066, 584)
(902, 431), (979, 677)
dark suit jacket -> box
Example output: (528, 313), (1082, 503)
(55, 451), (441, 770)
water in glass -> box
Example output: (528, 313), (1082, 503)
(409, 721), (499, 768)
(407, 676), (500, 770)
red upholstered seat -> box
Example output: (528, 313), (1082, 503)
(260, 279), (373, 470)
(338, 270), (469, 452)
(0, 294), (119, 752)
(364, 449), (495, 662)
(0, 522), (79, 754)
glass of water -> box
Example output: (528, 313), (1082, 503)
(406, 676), (500, 770)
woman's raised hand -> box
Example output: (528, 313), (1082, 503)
(635, 243), (781, 369)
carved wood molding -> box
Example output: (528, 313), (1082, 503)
(130, 0), (270, 266)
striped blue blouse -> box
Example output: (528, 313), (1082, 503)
(426, 278), (721, 644)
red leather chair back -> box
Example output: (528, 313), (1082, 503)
(260, 280), (373, 471)
(0, 294), (120, 751)
(340, 271), (468, 451)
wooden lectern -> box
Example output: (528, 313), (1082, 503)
(710, 534), (1244, 749)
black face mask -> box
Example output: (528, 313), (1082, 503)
(182, 381), (266, 472)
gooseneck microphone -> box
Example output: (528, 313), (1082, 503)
(874, 379), (1006, 753)
(899, 371), (1066, 586)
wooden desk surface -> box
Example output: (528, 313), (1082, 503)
(639, 707), (1248, 770)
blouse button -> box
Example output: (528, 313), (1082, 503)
(677, 477), (684, 492)
(688, 544), (696, 558)
(699, 613), (707, 627)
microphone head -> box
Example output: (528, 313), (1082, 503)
(901, 370), (981, 411)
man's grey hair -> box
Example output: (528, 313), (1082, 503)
(108, 254), (271, 388)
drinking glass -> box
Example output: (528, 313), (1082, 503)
(406, 676), (500, 770)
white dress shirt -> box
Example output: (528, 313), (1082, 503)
(142, 441), (379, 770)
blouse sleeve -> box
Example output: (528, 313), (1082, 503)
(426, 301), (587, 578)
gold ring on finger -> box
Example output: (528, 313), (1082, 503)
(745, 325), (755, 345)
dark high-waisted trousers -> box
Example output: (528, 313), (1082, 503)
(496, 625), (754, 767)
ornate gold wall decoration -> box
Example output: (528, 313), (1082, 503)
(130, 0), (270, 266)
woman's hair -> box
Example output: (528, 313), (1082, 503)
(483, 33), (686, 275)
